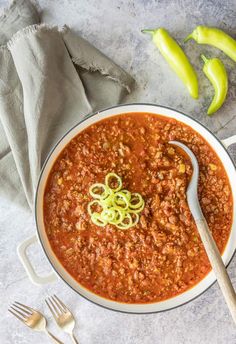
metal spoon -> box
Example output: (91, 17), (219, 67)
(170, 140), (236, 324)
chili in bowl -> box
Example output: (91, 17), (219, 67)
(28, 104), (236, 313)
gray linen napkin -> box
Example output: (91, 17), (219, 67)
(0, 0), (134, 209)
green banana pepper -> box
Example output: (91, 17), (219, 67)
(185, 26), (236, 63)
(201, 55), (228, 115)
(142, 28), (198, 99)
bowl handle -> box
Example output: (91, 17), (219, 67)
(221, 135), (236, 149)
(17, 235), (57, 285)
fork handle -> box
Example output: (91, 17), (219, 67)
(70, 332), (79, 344)
(196, 218), (236, 324)
(45, 329), (64, 344)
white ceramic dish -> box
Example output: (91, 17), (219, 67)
(18, 104), (236, 313)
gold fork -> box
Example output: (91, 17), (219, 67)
(8, 301), (64, 343)
(46, 295), (79, 344)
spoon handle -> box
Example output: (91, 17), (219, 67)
(196, 218), (236, 324)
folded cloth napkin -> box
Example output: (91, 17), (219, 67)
(0, 0), (134, 210)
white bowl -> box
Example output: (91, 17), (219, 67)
(22, 104), (236, 313)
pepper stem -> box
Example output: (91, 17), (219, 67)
(141, 29), (155, 35)
(201, 54), (209, 64)
(183, 33), (193, 43)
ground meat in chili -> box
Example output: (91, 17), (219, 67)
(44, 113), (233, 303)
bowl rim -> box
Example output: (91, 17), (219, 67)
(35, 102), (236, 314)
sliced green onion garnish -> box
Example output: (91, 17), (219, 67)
(105, 173), (122, 192)
(87, 200), (102, 216)
(128, 202), (145, 213)
(109, 208), (126, 224)
(113, 191), (130, 209)
(129, 193), (144, 209)
(120, 189), (131, 201)
(130, 212), (139, 226)
(87, 173), (145, 229)
(89, 183), (109, 199)
(100, 190), (115, 208)
(116, 213), (133, 229)
(101, 208), (116, 222)
(91, 212), (107, 227)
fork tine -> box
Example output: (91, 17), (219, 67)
(8, 309), (26, 323)
(48, 296), (61, 315)
(45, 298), (58, 319)
(13, 303), (32, 316)
(9, 307), (27, 320)
(14, 301), (34, 313)
(53, 295), (68, 312)
(52, 295), (66, 313)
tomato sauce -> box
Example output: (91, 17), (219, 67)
(44, 113), (233, 303)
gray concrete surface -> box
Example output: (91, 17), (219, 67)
(1, 1), (236, 343)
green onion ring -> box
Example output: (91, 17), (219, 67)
(91, 212), (107, 227)
(128, 202), (145, 213)
(105, 173), (122, 192)
(87, 200), (102, 216)
(89, 183), (109, 199)
(113, 191), (130, 209)
(116, 213), (133, 229)
(109, 208), (126, 224)
(130, 213), (139, 226)
(129, 193), (144, 209)
(101, 208), (116, 222)
(100, 190), (115, 208)
(120, 189), (131, 201)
